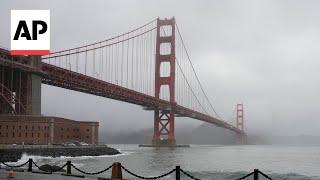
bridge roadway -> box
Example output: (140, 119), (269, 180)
(0, 48), (244, 135)
(41, 63), (244, 135)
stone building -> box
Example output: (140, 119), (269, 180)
(0, 115), (98, 145)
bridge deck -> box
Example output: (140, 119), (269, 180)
(41, 63), (244, 134)
(0, 47), (244, 135)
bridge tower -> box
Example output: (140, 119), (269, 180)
(236, 104), (244, 131)
(236, 103), (247, 144)
(153, 17), (176, 146)
(0, 50), (41, 115)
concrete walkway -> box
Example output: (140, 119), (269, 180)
(0, 169), (108, 180)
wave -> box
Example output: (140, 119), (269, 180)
(182, 170), (320, 180)
(6, 150), (132, 165)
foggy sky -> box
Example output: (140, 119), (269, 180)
(1, 0), (320, 136)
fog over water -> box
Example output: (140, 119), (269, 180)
(1, 0), (320, 137)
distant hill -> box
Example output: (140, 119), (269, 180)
(257, 134), (320, 145)
(102, 129), (153, 144)
(244, 134), (320, 145)
(99, 125), (320, 145)
(99, 123), (238, 145)
(187, 123), (236, 145)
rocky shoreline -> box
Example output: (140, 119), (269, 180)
(0, 145), (120, 162)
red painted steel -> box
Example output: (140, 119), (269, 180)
(0, 49), (41, 73)
(236, 104), (247, 144)
(236, 104), (244, 131)
(0, 51), (245, 136)
(41, 63), (170, 108)
(153, 18), (176, 144)
(0, 82), (26, 114)
(0, 49), (41, 115)
(0, 18), (247, 140)
(41, 63), (245, 135)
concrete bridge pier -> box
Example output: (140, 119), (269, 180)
(25, 56), (42, 115)
(236, 133), (248, 145)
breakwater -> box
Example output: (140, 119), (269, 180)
(0, 145), (120, 162)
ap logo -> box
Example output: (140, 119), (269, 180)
(11, 10), (50, 55)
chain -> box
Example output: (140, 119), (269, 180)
(121, 165), (176, 179)
(32, 161), (67, 173)
(2, 158), (273, 180)
(1, 160), (29, 168)
(257, 170), (273, 180)
(180, 169), (201, 180)
(237, 170), (273, 180)
(71, 163), (113, 175)
(236, 172), (254, 180)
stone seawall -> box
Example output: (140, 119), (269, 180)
(0, 145), (120, 162)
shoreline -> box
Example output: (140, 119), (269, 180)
(0, 145), (120, 162)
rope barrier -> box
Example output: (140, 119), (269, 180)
(180, 169), (200, 180)
(121, 165), (176, 179)
(71, 163), (113, 175)
(1, 160), (29, 168)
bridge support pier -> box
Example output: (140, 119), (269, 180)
(236, 134), (247, 145)
(26, 56), (42, 115)
(152, 109), (176, 146)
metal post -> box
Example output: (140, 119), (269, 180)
(27, 158), (32, 172)
(66, 161), (71, 175)
(176, 166), (180, 180)
(253, 169), (259, 180)
(111, 162), (122, 180)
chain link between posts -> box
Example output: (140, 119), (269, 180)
(180, 168), (201, 180)
(32, 160), (67, 173)
(1, 160), (29, 168)
(121, 165), (176, 179)
(71, 163), (113, 175)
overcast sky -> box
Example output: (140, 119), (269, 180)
(1, 0), (320, 136)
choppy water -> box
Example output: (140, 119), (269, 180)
(10, 145), (320, 179)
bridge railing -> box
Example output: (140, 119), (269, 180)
(1, 158), (273, 179)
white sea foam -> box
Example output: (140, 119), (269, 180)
(9, 149), (132, 164)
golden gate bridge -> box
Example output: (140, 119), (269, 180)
(0, 17), (246, 145)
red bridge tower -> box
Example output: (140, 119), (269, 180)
(236, 103), (247, 144)
(153, 18), (176, 146)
